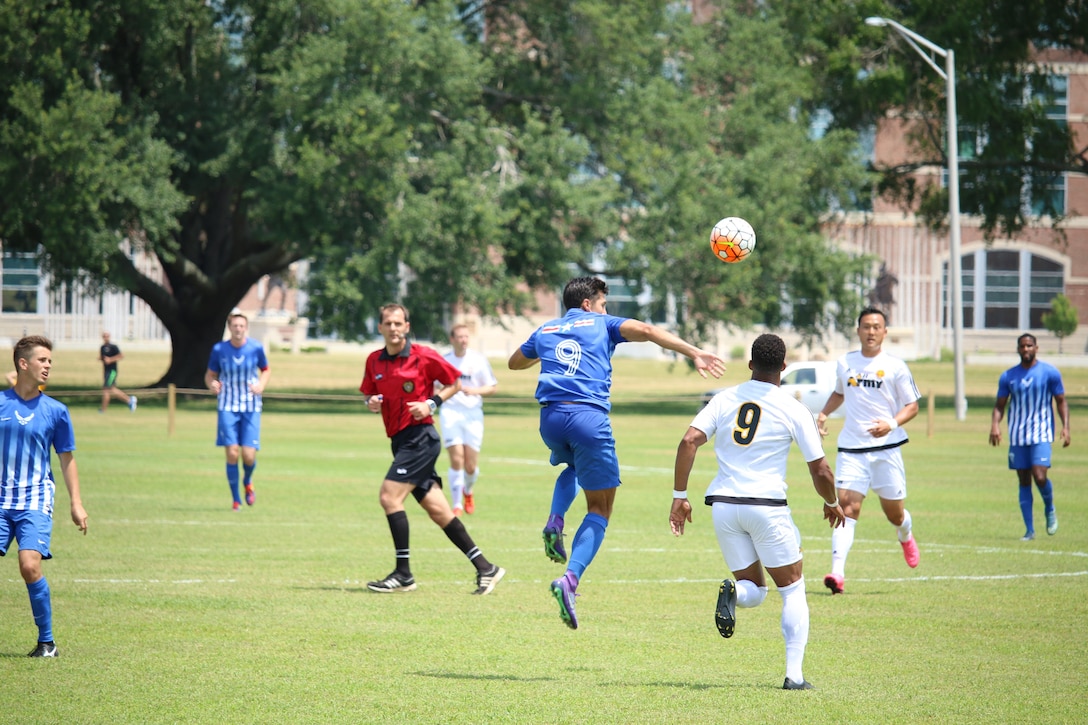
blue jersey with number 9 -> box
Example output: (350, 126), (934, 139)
(520, 309), (628, 411)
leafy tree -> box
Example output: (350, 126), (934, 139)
(0, 0), (605, 385)
(1, 0), (879, 384)
(1042, 294), (1078, 353)
(779, 0), (1087, 239)
(470, 1), (873, 344)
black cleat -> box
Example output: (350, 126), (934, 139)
(472, 565), (505, 595)
(28, 642), (57, 658)
(366, 571), (417, 593)
(715, 579), (737, 638)
(783, 678), (815, 690)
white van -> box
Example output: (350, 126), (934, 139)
(701, 360), (840, 418)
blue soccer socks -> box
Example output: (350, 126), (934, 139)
(567, 513), (608, 580)
(27, 578), (53, 644)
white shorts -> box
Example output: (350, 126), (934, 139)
(711, 502), (802, 571)
(438, 406), (485, 450)
(834, 447), (907, 500)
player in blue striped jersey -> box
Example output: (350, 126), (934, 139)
(205, 312), (271, 510)
(0, 336), (88, 657)
(509, 276), (726, 629)
(989, 334), (1070, 540)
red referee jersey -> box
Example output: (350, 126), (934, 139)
(360, 341), (461, 438)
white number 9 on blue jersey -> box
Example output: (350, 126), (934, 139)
(555, 340), (582, 376)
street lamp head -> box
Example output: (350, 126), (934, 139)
(865, 17), (888, 27)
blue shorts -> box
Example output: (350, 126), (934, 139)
(217, 410), (262, 449)
(0, 509), (53, 559)
(539, 403), (621, 491)
(1008, 442), (1051, 470)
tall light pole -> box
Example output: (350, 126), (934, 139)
(866, 16), (967, 421)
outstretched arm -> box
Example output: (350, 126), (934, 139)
(618, 320), (726, 379)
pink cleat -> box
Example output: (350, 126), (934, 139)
(823, 573), (844, 595)
(901, 535), (920, 568)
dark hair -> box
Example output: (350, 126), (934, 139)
(379, 303), (410, 322)
(857, 307), (887, 326)
(1017, 333), (1037, 346)
(562, 277), (608, 311)
(750, 333), (786, 373)
(14, 335), (52, 369)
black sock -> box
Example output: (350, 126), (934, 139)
(387, 511), (411, 575)
(442, 518), (492, 572)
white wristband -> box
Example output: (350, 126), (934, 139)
(672, 490), (688, 500)
(886, 417), (898, 430)
(823, 499), (838, 507)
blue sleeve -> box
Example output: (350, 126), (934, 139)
(207, 343), (221, 373)
(605, 315), (628, 345)
(996, 371), (1010, 398)
(1049, 366), (1065, 396)
(256, 343), (269, 369)
(520, 330), (539, 359)
(51, 406), (76, 454)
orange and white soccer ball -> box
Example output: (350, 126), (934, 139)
(710, 217), (756, 263)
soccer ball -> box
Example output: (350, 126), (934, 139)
(709, 217), (756, 263)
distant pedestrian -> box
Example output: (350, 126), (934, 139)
(99, 332), (136, 413)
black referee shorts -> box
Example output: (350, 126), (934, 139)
(386, 424), (444, 503)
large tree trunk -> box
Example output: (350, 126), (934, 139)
(155, 319), (231, 390)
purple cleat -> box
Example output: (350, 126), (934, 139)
(542, 514), (567, 564)
(550, 572), (579, 630)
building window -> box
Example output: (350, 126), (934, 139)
(1, 252), (39, 314)
(1029, 73), (1067, 216)
(943, 249), (1064, 330)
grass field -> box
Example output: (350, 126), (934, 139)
(3, 350), (1086, 723)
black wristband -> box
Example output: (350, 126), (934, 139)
(429, 394), (443, 409)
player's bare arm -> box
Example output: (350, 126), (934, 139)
(617, 319), (726, 379)
(808, 457), (844, 529)
(670, 427), (705, 536)
(409, 379), (461, 421)
(866, 400), (919, 437)
(58, 451), (88, 534)
(817, 392), (845, 437)
(507, 350), (539, 370)
(250, 367), (271, 395)
(204, 370), (222, 395)
(989, 396), (1009, 446)
(1055, 392), (1071, 447)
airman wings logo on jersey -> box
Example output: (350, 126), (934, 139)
(233, 355), (245, 364)
(15, 411), (34, 426)
(402, 381), (415, 392)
